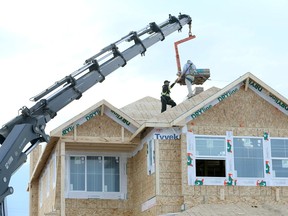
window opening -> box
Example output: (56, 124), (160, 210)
(196, 159), (226, 177)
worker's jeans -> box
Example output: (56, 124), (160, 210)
(185, 75), (194, 97)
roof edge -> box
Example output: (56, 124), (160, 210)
(51, 99), (141, 137)
(171, 72), (250, 125)
(129, 121), (171, 141)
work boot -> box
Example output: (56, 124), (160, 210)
(187, 94), (194, 99)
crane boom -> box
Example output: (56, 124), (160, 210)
(0, 13), (192, 215)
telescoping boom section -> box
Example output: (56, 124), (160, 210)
(0, 14), (192, 215)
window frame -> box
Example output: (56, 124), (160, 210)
(233, 136), (265, 178)
(194, 135), (227, 178)
(147, 139), (155, 175)
(66, 152), (127, 199)
(270, 138), (288, 178)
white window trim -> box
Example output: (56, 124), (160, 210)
(147, 139), (155, 175)
(66, 152), (128, 200)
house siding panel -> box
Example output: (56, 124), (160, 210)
(65, 199), (133, 216)
(130, 144), (156, 216)
(76, 115), (133, 138)
(157, 139), (183, 214)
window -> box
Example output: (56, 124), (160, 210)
(196, 159), (226, 177)
(195, 136), (226, 156)
(87, 156), (102, 192)
(233, 137), (264, 178)
(70, 156), (85, 191)
(188, 134), (288, 186)
(195, 136), (226, 177)
(271, 139), (288, 177)
(86, 156), (120, 192)
(104, 156), (120, 192)
(68, 154), (126, 199)
(147, 139), (155, 175)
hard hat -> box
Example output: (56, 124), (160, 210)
(164, 80), (170, 84)
(187, 60), (192, 64)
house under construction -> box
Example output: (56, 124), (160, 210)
(29, 72), (288, 216)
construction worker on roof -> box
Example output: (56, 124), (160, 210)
(161, 80), (176, 113)
(179, 60), (197, 98)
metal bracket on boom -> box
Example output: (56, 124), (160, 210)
(169, 15), (182, 32)
(89, 60), (105, 83)
(178, 13), (192, 23)
(131, 32), (146, 56)
(64, 75), (83, 100)
(149, 22), (165, 41)
(112, 45), (127, 66)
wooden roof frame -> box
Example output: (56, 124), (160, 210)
(129, 72), (288, 140)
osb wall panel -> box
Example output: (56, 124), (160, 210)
(52, 149), (62, 214)
(140, 206), (157, 216)
(30, 181), (39, 216)
(30, 145), (41, 175)
(129, 143), (156, 216)
(32, 148), (61, 216)
(188, 87), (288, 137)
(65, 199), (133, 216)
(158, 139), (183, 214)
(30, 146), (41, 216)
(157, 196), (184, 214)
(38, 173), (47, 216)
(37, 161), (57, 215)
(180, 134), (189, 193)
(182, 186), (288, 209)
(75, 115), (133, 138)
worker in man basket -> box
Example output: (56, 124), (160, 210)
(161, 80), (176, 113)
(179, 60), (197, 98)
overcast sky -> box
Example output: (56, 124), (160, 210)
(1, 0), (288, 215)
